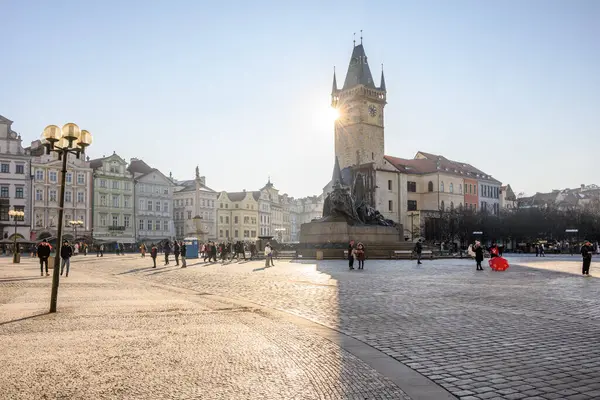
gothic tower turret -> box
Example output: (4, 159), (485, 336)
(333, 39), (387, 171)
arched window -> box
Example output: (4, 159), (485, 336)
(440, 200), (445, 211)
(440, 181), (445, 192)
(449, 183), (454, 193)
(428, 181), (434, 192)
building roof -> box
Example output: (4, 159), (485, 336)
(175, 179), (216, 193)
(384, 152), (502, 184)
(413, 151), (501, 184)
(127, 159), (153, 174)
(342, 44), (376, 90)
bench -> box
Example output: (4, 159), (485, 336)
(393, 250), (412, 259)
(277, 250), (297, 259)
(393, 250), (434, 260)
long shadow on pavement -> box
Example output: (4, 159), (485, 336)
(0, 312), (49, 327)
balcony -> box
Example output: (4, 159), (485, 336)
(108, 226), (126, 231)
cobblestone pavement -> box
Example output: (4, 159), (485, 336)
(84, 254), (600, 400)
(0, 258), (410, 400)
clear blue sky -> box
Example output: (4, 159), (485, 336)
(2, 0), (599, 197)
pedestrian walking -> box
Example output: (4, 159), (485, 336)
(348, 240), (355, 270)
(140, 243), (146, 258)
(150, 243), (158, 268)
(539, 243), (545, 257)
(100, 244), (104, 257)
(264, 243), (274, 268)
(355, 242), (366, 270)
(414, 240), (423, 265)
(164, 241), (171, 265)
(180, 241), (187, 268)
(60, 240), (73, 277)
(174, 241), (181, 266)
(581, 241), (593, 276)
(474, 241), (484, 271)
(37, 239), (51, 276)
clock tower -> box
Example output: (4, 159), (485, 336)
(331, 40), (387, 171)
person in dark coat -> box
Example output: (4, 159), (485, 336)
(414, 240), (423, 265)
(37, 239), (51, 276)
(180, 241), (187, 268)
(348, 240), (355, 270)
(174, 241), (181, 266)
(60, 240), (73, 277)
(164, 241), (171, 265)
(581, 241), (593, 276)
(474, 241), (484, 271)
(150, 243), (158, 268)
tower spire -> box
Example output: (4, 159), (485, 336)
(380, 64), (386, 91)
(360, 29), (363, 45)
(353, 32), (356, 47)
(332, 66), (338, 94)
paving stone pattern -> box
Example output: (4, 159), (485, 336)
(0, 259), (410, 400)
(94, 255), (600, 400)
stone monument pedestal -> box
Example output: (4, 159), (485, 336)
(300, 221), (403, 245)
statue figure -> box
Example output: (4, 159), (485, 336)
(321, 175), (397, 227)
(195, 165), (200, 179)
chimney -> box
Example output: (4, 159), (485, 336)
(130, 157), (139, 163)
(581, 184), (585, 189)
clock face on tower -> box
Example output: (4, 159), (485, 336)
(368, 104), (377, 117)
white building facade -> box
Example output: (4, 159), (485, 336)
(90, 153), (135, 243)
(128, 159), (175, 244)
(0, 115), (31, 240)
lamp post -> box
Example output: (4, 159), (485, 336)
(8, 209), (24, 263)
(42, 123), (93, 313)
(69, 220), (84, 243)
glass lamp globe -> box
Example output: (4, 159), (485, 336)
(56, 137), (70, 149)
(78, 130), (92, 148)
(42, 125), (62, 143)
(62, 123), (81, 141)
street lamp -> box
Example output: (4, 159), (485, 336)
(42, 123), (92, 313)
(8, 209), (24, 263)
(68, 220), (84, 242)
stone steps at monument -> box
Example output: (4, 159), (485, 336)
(297, 243), (432, 260)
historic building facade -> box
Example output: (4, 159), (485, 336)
(90, 153), (135, 243)
(216, 190), (259, 241)
(0, 115), (31, 240)
(29, 140), (93, 241)
(173, 168), (218, 241)
(128, 158), (175, 244)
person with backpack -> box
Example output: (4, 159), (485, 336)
(60, 240), (73, 277)
(150, 243), (158, 268)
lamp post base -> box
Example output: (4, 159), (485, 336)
(12, 253), (20, 264)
